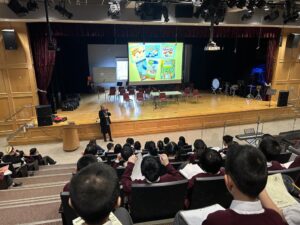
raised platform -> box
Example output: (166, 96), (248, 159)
(8, 93), (295, 145)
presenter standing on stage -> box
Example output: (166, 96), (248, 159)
(99, 105), (113, 142)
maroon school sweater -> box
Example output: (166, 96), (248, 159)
(203, 208), (287, 225)
(289, 156), (300, 168)
(187, 171), (225, 189)
(121, 162), (183, 194)
(268, 161), (286, 171)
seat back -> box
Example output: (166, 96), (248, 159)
(123, 93), (130, 101)
(130, 180), (188, 222)
(136, 92), (144, 100)
(60, 192), (78, 225)
(193, 89), (199, 96)
(189, 176), (232, 209)
(272, 152), (292, 164)
(119, 89), (125, 95)
(268, 166), (300, 181)
(159, 93), (166, 99)
(129, 89), (135, 95)
(109, 88), (116, 95)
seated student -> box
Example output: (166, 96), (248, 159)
(219, 135), (234, 155)
(106, 143), (114, 153)
(63, 154), (98, 192)
(69, 163), (133, 225)
(114, 144), (122, 154)
(29, 148), (56, 165)
(163, 137), (170, 146)
(188, 149), (224, 189)
(86, 139), (105, 155)
(189, 139), (207, 163)
(126, 138), (134, 147)
(178, 136), (188, 148)
(259, 138), (285, 170)
(143, 141), (158, 157)
(113, 145), (134, 168)
(157, 140), (165, 153)
(2, 146), (24, 165)
(133, 141), (142, 153)
(121, 154), (183, 194)
(202, 145), (285, 225)
(165, 142), (179, 161)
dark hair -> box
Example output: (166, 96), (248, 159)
(88, 139), (97, 146)
(194, 139), (207, 150)
(114, 144), (122, 154)
(199, 149), (223, 174)
(163, 137), (170, 145)
(225, 145), (267, 198)
(77, 155), (98, 171)
(223, 135), (233, 145)
(141, 156), (161, 182)
(165, 142), (178, 156)
(70, 163), (120, 225)
(0, 152), (3, 159)
(133, 141), (141, 151)
(121, 145), (134, 161)
(84, 145), (97, 155)
(157, 140), (164, 151)
(126, 138), (134, 146)
(178, 136), (186, 147)
(146, 141), (157, 156)
(107, 143), (114, 151)
(259, 138), (281, 162)
(29, 148), (37, 155)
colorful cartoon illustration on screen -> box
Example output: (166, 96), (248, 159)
(145, 44), (161, 58)
(130, 45), (145, 62)
(136, 59), (147, 80)
(146, 59), (159, 80)
(161, 44), (176, 58)
(161, 59), (175, 79)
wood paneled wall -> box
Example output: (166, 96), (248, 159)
(0, 22), (38, 135)
(272, 28), (300, 105)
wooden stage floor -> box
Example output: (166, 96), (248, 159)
(10, 92), (295, 145)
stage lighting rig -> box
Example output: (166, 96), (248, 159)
(283, 0), (299, 23)
(227, 0), (236, 8)
(236, 0), (246, 8)
(55, 1), (73, 19)
(162, 5), (169, 22)
(241, 9), (254, 20)
(27, 0), (38, 11)
(256, 0), (266, 8)
(108, 0), (121, 18)
(7, 0), (28, 16)
(264, 8), (279, 21)
(192, 0), (203, 7)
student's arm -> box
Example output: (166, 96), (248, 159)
(121, 155), (137, 194)
(160, 154), (183, 180)
(259, 189), (285, 221)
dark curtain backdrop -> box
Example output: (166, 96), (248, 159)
(27, 23), (280, 102)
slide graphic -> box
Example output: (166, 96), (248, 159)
(128, 43), (183, 85)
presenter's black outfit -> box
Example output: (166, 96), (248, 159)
(99, 109), (113, 142)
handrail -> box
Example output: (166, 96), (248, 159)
(6, 123), (29, 142)
(4, 104), (34, 122)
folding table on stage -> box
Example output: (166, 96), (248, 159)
(150, 91), (183, 109)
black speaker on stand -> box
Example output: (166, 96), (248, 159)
(35, 105), (53, 126)
(2, 29), (18, 50)
(277, 91), (289, 107)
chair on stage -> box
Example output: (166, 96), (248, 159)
(108, 87), (116, 101)
(230, 85), (238, 96)
(129, 89), (135, 98)
(123, 93), (133, 105)
(136, 92), (145, 105)
(159, 92), (167, 107)
(118, 88), (126, 101)
(145, 88), (151, 99)
(192, 89), (200, 102)
(183, 88), (191, 102)
(255, 85), (263, 100)
(211, 78), (221, 94)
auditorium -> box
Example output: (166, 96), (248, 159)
(0, 0), (300, 224)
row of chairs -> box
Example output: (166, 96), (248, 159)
(59, 166), (300, 224)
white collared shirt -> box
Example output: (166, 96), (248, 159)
(230, 200), (265, 215)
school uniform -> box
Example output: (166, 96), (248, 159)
(121, 162), (183, 194)
(289, 156), (300, 168)
(267, 161), (286, 171)
(188, 170), (225, 189)
(203, 200), (286, 225)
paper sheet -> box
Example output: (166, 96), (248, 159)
(179, 163), (204, 179)
(266, 174), (298, 209)
(130, 153), (144, 180)
(180, 204), (225, 225)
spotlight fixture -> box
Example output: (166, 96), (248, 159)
(241, 9), (254, 20)
(192, 0), (203, 7)
(227, 0), (237, 8)
(108, 0), (121, 18)
(27, 0), (38, 11)
(135, 2), (163, 20)
(7, 0), (28, 16)
(162, 5), (169, 22)
(204, 20), (220, 51)
(236, 0), (247, 8)
(55, 1), (73, 19)
(255, 0), (266, 8)
(264, 9), (279, 21)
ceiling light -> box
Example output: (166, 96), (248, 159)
(108, 0), (121, 18)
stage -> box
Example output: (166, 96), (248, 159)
(9, 92), (295, 145)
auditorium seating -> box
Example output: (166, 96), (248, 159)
(272, 152), (292, 164)
(130, 180), (188, 222)
(60, 192), (78, 225)
(268, 166), (300, 181)
(189, 176), (233, 209)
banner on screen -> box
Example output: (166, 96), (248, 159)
(128, 43), (183, 85)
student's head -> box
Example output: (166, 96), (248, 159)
(77, 155), (98, 172)
(157, 140), (164, 151)
(88, 139), (97, 146)
(114, 144), (122, 154)
(141, 156), (161, 182)
(29, 148), (37, 155)
(163, 137), (170, 145)
(133, 141), (141, 150)
(121, 145), (134, 161)
(107, 143), (114, 151)
(223, 135), (233, 147)
(165, 142), (178, 156)
(126, 138), (134, 146)
(147, 141), (157, 156)
(225, 145), (267, 199)
(69, 163), (120, 225)
(199, 149), (223, 174)
(259, 138), (281, 162)
(84, 145), (97, 155)
(194, 139), (207, 150)
(178, 136), (186, 145)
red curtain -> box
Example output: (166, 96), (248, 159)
(265, 38), (279, 84)
(31, 35), (56, 105)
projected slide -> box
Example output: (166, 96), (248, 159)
(128, 43), (183, 85)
